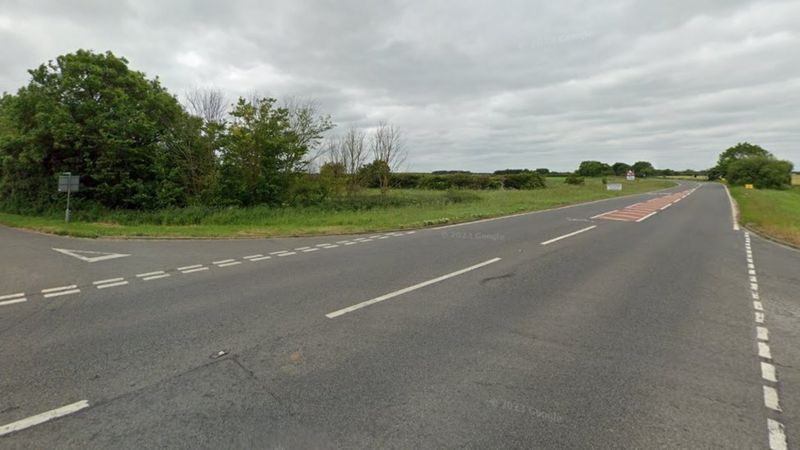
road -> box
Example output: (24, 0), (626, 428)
(0, 182), (797, 449)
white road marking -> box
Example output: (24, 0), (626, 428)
(181, 267), (209, 274)
(213, 259), (235, 265)
(754, 301), (764, 311)
(750, 276), (758, 283)
(361, 238), (374, 242)
(405, 231), (416, 234)
(751, 283), (759, 291)
(761, 362), (777, 382)
(591, 210), (617, 219)
(768, 419), (788, 450)
(302, 248), (320, 252)
(659, 203), (672, 211)
(143, 274), (170, 281)
(724, 186), (739, 230)
(635, 212), (658, 222)
(177, 264), (203, 271)
(758, 342), (772, 359)
(756, 312), (765, 323)
(344, 242), (357, 245)
(763, 386), (781, 411)
(278, 252), (297, 257)
(294, 246), (311, 251)
(336, 241), (350, 244)
(757, 326), (769, 341)
(322, 244), (339, 248)
(0, 400), (89, 437)
(97, 281), (128, 289)
(540, 226), (597, 246)
(0, 298), (27, 307)
(326, 257), (502, 319)
(752, 291), (760, 299)
(52, 248), (130, 263)
(369, 235), (381, 239)
(270, 251), (289, 255)
(136, 271), (165, 278)
(92, 278), (124, 285)
(316, 244), (333, 247)
(42, 285), (78, 294)
(43, 289), (81, 298)
(377, 236), (389, 239)
(217, 261), (242, 267)
(748, 269), (756, 275)
(249, 256), (272, 261)
(243, 254), (263, 259)
(0, 292), (25, 301)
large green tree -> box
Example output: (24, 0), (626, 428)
(577, 160), (612, 177)
(631, 161), (655, 177)
(0, 50), (184, 209)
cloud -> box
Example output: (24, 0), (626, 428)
(1, 0), (798, 171)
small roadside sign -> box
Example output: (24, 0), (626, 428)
(745, 184), (754, 189)
(607, 183), (623, 191)
(57, 172), (80, 222)
(626, 170), (635, 181)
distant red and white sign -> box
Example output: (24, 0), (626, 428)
(626, 170), (635, 181)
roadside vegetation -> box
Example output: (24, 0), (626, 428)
(0, 178), (673, 238)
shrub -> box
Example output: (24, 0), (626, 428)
(727, 157), (793, 189)
(503, 172), (546, 189)
(565, 173), (585, 185)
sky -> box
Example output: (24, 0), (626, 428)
(1, 0), (798, 172)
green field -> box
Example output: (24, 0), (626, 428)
(0, 177), (674, 238)
(731, 185), (800, 247)
(793, 173), (800, 186)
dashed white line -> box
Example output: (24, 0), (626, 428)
(0, 297), (27, 307)
(277, 252), (297, 257)
(761, 362), (778, 382)
(361, 239), (373, 242)
(755, 312), (765, 323)
(343, 242), (357, 245)
(758, 342), (772, 359)
(302, 248), (320, 253)
(659, 203), (672, 211)
(96, 281), (128, 289)
(243, 254), (263, 259)
(322, 244), (339, 248)
(752, 291), (760, 300)
(751, 283), (759, 291)
(143, 274), (170, 281)
(0, 292), (25, 301)
(270, 251), (289, 255)
(635, 211), (658, 222)
(217, 261), (242, 267)
(213, 259), (235, 265)
(42, 285), (78, 294)
(754, 301), (764, 311)
(43, 289), (81, 298)
(540, 225), (597, 246)
(294, 246), (311, 251)
(136, 271), (165, 278)
(181, 267), (209, 274)
(0, 400), (90, 437)
(92, 278), (124, 285)
(326, 257), (502, 319)
(768, 419), (788, 450)
(757, 326), (769, 341)
(177, 264), (203, 271)
(763, 386), (782, 411)
(248, 256), (272, 261)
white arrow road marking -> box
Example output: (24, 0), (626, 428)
(52, 248), (130, 263)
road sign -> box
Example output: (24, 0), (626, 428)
(52, 248), (131, 263)
(606, 183), (622, 191)
(626, 170), (635, 181)
(745, 184), (754, 189)
(58, 175), (80, 193)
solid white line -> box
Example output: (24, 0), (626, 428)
(92, 278), (124, 285)
(143, 274), (170, 281)
(181, 267), (208, 274)
(213, 259), (235, 265)
(249, 256), (272, 261)
(761, 362), (777, 382)
(41, 285), (78, 294)
(0, 292), (25, 301)
(43, 289), (80, 298)
(757, 326), (769, 341)
(302, 248), (320, 252)
(0, 400), (89, 437)
(243, 254), (263, 259)
(754, 301), (764, 311)
(723, 184), (740, 230)
(136, 271), (165, 278)
(540, 226), (597, 246)
(756, 312), (765, 323)
(759, 342), (772, 359)
(768, 419), (788, 450)
(635, 211), (658, 222)
(0, 298), (27, 307)
(659, 203), (672, 211)
(278, 252), (297, 256)
(763, 385), (781, 411)
(326, 257), (502, 319)
(177, 264), (202, 271)
(217, 261), (242, 267)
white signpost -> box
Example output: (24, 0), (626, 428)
(626, 170), (636, 181)
(58, 173), (80, 223)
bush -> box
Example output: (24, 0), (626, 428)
(565, 173), (585, 185)
(503, 172), (546, 189)
(727, 157), (793, 189)
(443, 189), (481, 203)
(418, 175), (452, 190)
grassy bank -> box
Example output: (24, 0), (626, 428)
(731, 186), (800, 248)
(0, 177), (674, 238)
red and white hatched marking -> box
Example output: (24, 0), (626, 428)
(592, 190), (693, 223)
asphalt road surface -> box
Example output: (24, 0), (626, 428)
(1, 182), (797, 449)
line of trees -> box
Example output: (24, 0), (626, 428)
(0, 50), (407, 212)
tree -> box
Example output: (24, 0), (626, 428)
(0, 50), (184, 209)
(715, 142), (773, 177)
(185, 87), (227, 124)
(328, 127), (368, 193)
(612, 162), (631, 176)
(370, 121), (405, 192)
(631, 161), (655, 178)
(283, 97), (334, 170)
(577, 160), (612, 177)
(727, 157), (793, 189)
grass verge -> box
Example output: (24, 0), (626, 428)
(0, 177), (674, 239)
(731, 186), (800, 248)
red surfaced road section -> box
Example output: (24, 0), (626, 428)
(592, 190), (693, 223)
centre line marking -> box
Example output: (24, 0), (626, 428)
(768, 419), (788, 450)
(326, 257), (502, 319)
(243, 254), (263, 259)
(0, 293), (25, 301)
(659, 203), (672, 211)
(218, 261), (242, 267)
(0, 297), (27, 307)
(756, 312), (765, 323)
(302, 248), (320, 252)
(213, 259), (235, 265)
(177, 264), (202, 271)
(136, 271), (165, 278)
(757, 326), (769, 341)
(762, 362), (778, 382)
(764, 386), (782, 411)
(270, 251), (289, 255)
(44, 289), (80, 298)
(42, 285), (78, 294)
(249, 256), (272, 261)
(540, 225), (597, 246)
(278, 252), (297, 257)
(181, 267), (209, 274)
(143, 274), (170, 281)
(97, 281), (128, 289)
(758, 342), (772, 359)
(0, 400), (90, 437)
(93, 278), (124, 285)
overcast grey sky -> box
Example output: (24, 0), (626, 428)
(1, 0), (798, 171)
